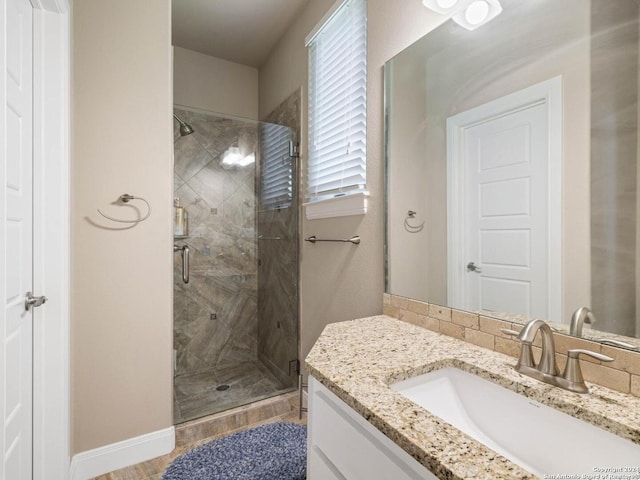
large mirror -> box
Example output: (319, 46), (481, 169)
(384, 0), (640, 347)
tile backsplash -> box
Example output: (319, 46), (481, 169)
(383, 294), (640, 397)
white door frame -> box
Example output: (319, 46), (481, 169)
(31, 0), (70, 478)
(446, 76), (563, 320)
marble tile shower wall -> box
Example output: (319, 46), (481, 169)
(173, 109), (258, 376)
(257, 89), (301, 387)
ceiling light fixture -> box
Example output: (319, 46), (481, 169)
(237, 153), (255, 167)
(222, 146), (243, 166)
(222, 147), (255, 167)
(422, 0), (503, 30)
(452, 0), (502, 30)
(421, 0), (474, 15)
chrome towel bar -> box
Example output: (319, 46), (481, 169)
(305, 235), (360, 245)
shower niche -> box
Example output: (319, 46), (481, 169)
(172, 106), (299, 424)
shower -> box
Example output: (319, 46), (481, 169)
(173, 113), (195, 136)
(172, 107), (299, 424)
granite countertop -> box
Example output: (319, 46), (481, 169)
(305, 315), (640, 480)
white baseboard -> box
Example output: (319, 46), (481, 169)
(69, 426), (175, 480)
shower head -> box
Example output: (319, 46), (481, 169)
(173, 113), (195, 136)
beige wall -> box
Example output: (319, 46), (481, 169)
(72, 0), (173, 454)
(174, 46), (258, 119)
(259, 0), (443, 363)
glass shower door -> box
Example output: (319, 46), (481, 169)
(173, 106), (298, 424)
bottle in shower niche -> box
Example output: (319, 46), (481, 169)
(174, 197), (185, 236)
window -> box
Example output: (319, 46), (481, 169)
(306, 0), (367, 217)
(260, 123), (293, 210)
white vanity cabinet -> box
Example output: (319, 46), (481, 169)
(307, 376), (438, 480)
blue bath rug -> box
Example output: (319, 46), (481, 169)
(162, 422), (307, 480)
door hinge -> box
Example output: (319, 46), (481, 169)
(289, 141), (300, 159)
(289, 359), (301, 376)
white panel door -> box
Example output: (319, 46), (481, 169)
(448, 78), (562, 325)
(464, 103), (548, 317)
(2, 0), (34, 478)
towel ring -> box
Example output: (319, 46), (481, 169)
(404, 210), (425, 233)
(97, 194), (151, 224)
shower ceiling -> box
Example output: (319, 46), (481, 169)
(172, 0), (310, 68)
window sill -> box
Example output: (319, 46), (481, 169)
(303, 192), (369, 220)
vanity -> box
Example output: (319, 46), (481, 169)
(305, 316), (640, 479)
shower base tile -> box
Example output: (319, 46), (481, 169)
(174, 390), (302, 447)
(173, 359), (295, 424)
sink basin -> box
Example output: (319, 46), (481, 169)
(391, 367), (640, 477)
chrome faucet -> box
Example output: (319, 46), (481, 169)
(503, 319), (614, 394)
(570, 306), (596, 337)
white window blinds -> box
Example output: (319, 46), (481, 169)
(260, 123), (293, 210)
(307, 0), (367, 202)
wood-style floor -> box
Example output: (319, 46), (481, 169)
(93, 391), (306, 480)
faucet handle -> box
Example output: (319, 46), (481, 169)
(567, 349), (613, 363)
(562, 349), (614, 393)
(501, 328), (536, 369)
(501, 326), (561, 334)
(594, 338), (638, 351)
(501, 328), (520, 336)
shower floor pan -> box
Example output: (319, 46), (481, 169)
(173, 359), (296, 424)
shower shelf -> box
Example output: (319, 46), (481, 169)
(174, 235), (190, 240)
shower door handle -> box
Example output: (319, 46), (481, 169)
(182, 246), (190, 284)
(174, 244), (190, 284)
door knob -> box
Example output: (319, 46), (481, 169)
(25, 291), (47, 311)
(466, 262), (482, 273)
